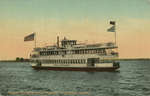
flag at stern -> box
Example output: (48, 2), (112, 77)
(24, 33), (35, 41)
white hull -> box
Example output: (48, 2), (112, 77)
(31, 62), (114, 68)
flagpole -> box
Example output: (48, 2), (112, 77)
(114, 25), (116, 45)
(107, 21), (117, 46)
(34, 32), (36, 48)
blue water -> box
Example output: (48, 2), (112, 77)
(0, 61), (150, 96)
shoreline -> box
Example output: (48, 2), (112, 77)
(0, 58), (150, 62)
(0, 60), (30, 62)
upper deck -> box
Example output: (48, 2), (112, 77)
(30, 37), (118, 58)
(34, 37), (117, 52)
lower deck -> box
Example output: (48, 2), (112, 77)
(30, 57), (120, 71)
(31, 63), (119, 72)
(31, 63), (114, 67)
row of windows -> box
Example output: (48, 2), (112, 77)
(40, 49), (106, 56)
(41, 59), (86, 64)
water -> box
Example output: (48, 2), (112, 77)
(0, 61), (150, 96)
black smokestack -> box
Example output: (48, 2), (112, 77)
(57, 36), (59, 48)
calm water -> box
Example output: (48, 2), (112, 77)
(0, 61), (150, 96)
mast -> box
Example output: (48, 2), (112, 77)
(108, 21), (116, 45)
(34, 32), (36, 48)
(114, 25), (116, 45)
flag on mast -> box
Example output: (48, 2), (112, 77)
(107, 21), (117, 44)
(110, 21), (115, 25)
(107, 21), (116, 32)
(107, 25), (115, 32)
(24, 33), (35, 41)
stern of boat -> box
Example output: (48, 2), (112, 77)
(113, 61), (120, 69)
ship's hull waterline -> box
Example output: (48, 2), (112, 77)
(32, 66), (119, 72)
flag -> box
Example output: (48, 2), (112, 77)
(24, 33), (35, 41)
(107, 25), (115, 32)
(110, 21), (115, 25)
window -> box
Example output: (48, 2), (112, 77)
(70, 60), (72, 64)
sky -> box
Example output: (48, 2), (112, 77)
(0, 0), (150, 60)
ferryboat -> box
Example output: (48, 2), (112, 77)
(25, 21), (120, 72)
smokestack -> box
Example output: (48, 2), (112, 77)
(57, 36), (59, 48)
